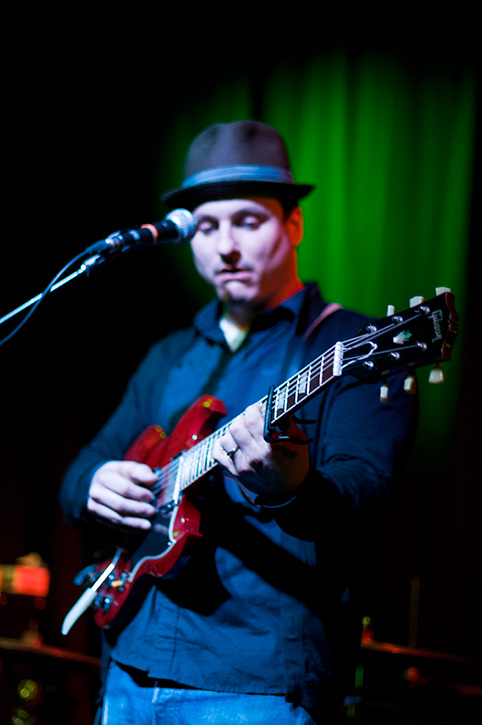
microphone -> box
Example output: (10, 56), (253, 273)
(86, 209), (197, 255)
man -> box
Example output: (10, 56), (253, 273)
(60, 121), (418, 723)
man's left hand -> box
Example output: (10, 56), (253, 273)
(212, 403), (309, 503)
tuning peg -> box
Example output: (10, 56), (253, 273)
(410, 296), (425, 308)
(428, 364), (445, 384)
(404, 375), (417, 394)
(387, 304), (395, 316)
(436, 286), (451, 296)
(380, 382), (389, 403)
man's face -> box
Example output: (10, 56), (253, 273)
(190, 197), (303, 314)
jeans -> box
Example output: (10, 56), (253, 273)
(99, 660), (319, 724)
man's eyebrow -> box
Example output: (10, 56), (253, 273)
(195, 213), (218, 223)
(194, 206), (271, 223)
(233, 207), (270, 218)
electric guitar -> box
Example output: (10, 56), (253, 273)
(62, 289), (458, 634)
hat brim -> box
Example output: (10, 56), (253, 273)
(162, 180), (315, 211)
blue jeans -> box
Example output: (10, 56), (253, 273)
(99, 660), (319, 724)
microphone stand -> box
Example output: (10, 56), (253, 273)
(1, 211), (196, 344)
(0, 252), (108, 344)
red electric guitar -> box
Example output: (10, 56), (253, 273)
(62, 289), (458, 634)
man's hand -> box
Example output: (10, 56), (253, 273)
(212, 403), (309, 503)
(87, 461), (158, 530)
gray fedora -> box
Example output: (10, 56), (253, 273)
(162, 120), (315, 210)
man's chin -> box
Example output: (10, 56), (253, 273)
(218, 291), (266, 318)
(217, 282), (253, 305)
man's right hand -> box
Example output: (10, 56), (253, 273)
(87, 460), (158, 530)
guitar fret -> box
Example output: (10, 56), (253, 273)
(186, 453), (193, 484)
(193, 447), (201, 481)
(275, 384), (287, 417)
(318, 357), (324, 388)
(204, 437), (215, 473)
(281, 384), (288, 415)
(286, 383), (298, 410)
(322, 360), (333, 384)
(311, 358), (323, 393)
(308, 365), (317, 394)
(200, 440), (208, 478)
(297, 367), (309, 402)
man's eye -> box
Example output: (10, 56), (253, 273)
(197, 220), (217, 234)
(237, 215), (263, 229)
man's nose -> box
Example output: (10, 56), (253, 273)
(216, 223), (240, 259)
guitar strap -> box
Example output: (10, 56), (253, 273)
(302, 302), (344, 342)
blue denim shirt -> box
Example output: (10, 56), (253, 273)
(60, 283), (417, 711)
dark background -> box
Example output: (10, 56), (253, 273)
(0, 19), (480, 723)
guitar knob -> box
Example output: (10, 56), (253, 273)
(93, 594), (112, 612)
(102, 596), (112, 612)
(428, 365), (445, 384)
(387, 304), (395, 316)
(436, 286), (451, 295)
(410, 296), (425, 308)
(404, 375), (417, 394)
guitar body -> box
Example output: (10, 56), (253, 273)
(93, 394), (227, 628)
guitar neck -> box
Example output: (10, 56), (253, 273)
(171, 341), (343, 495)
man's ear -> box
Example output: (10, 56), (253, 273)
(286, 206), (304, 247)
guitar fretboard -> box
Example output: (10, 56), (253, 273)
(154, 342), (344, 506)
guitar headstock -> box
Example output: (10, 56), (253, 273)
(342, 288), (458, 392)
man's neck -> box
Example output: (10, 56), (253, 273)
(219, 314), (249, 351)
(220, 282), (304, 335)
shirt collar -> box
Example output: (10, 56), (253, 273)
(193, 283), (328, 345)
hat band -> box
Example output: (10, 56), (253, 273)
(181, 164), (294, 189)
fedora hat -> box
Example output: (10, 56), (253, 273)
(162, 120), (315, 210)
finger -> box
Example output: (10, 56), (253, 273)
(95, 464), (157, 503)
(212, 437), (238, 476)
(229, 406), (270, 462)
(243, 403), (265, 430)
(96, 471), (155, 504)
(87, 499), (153, 531)
(220, 431), (240, 457)
(113, 460), (159, 487)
